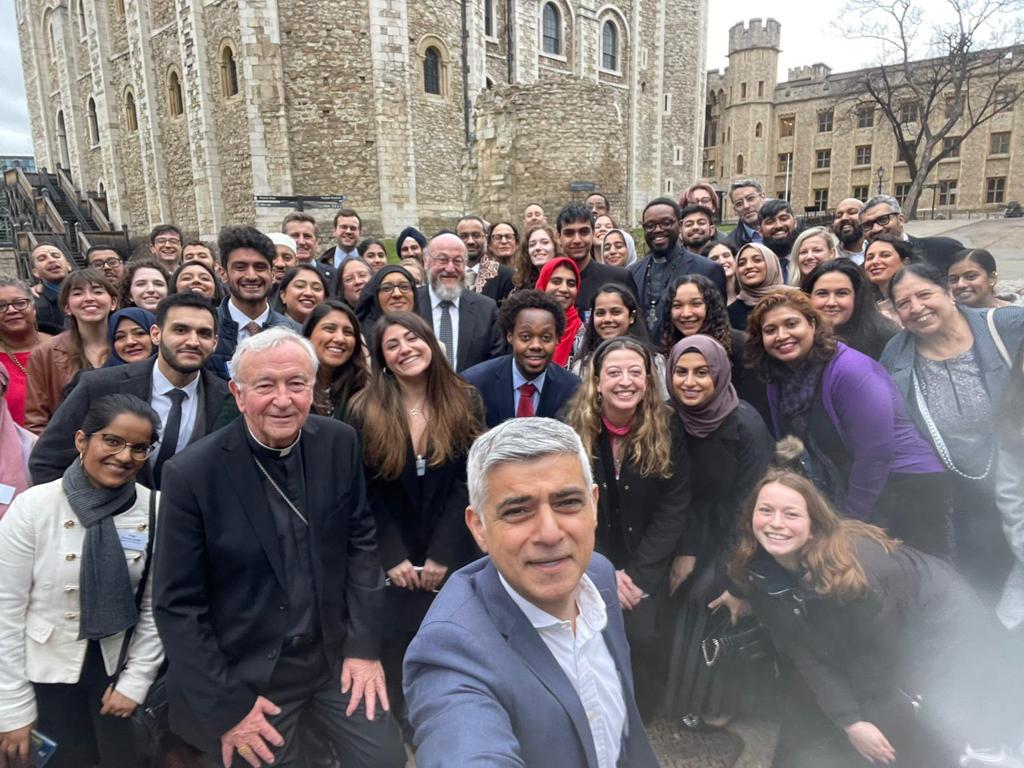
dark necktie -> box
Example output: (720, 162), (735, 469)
(154, 389), (187, 488)
(244, 321), (262, 337)
(439, 301), (454, 367)
(516, 382), (537, 418)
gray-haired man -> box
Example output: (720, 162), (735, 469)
(403, 417), (658, 768)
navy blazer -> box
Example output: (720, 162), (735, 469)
(207, 297), (301, 380)
(403, 554), (659, 768)
(629, 245), (727, 332)
(461, 354), (581, 429)
(415, 287), (505, 372)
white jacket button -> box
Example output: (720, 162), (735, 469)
(65, 553), (76, 561)
(63, 520), (75, 528)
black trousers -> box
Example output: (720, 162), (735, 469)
(34, 641), (143, 768)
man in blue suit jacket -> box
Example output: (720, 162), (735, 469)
(461, 290), (580, 428)
(403, 418), (659, 768)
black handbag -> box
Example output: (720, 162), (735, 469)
(700, 606), (773, 667)
(112, 489), (169, 751)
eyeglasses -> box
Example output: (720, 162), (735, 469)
(490, 233), (516, 242)
(94, 433), (155, 460)
(732, 193), (762, 209)
(378, 281), (414, 295)
(0, 298), (31, 313)
(153, 237), (181, 246)
(862, 212), (896, 230)
(89, 258), (122, 269)
(642, 218), (678, 232)
(431, 256), (466, 267)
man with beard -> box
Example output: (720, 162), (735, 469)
(149, 224), (184, 272)
(284, 212), (338, 295)
(629, 198), (725, 331)
(556, 203), (638, 312)
(414, 232), (504, 372)
(724, 178), (766, 252)
(86, 245), (128, 292)
(678, 204), (718, 251)
(457, 215), (514, 304)
(28, 292), (229, 487)
(756, 199), (799, 282)
(29, 243), (73, 333)
(832, 198), (866, 264)
(860, 195), (963, 274)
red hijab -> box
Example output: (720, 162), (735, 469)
(535, 257), (582, 367)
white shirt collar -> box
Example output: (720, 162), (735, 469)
(498, 570), (608, 635)
(227, 299), (270, 329)
(152, 359), (200, 398)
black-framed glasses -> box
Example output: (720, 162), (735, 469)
(94, 433), (156, 460)
(89, 257), (122, 269)
(642, 218), (678, 232)
(862, 212), (896, 230)
(0, 298), (31, 313)
(377, 281), (414, 295)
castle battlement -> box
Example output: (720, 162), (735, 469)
(728, 18), (781, 55)
(786, 63), (832, 82)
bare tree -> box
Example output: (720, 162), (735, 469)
(836, 0), (1024, 217)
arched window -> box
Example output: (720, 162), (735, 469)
(124, 89), (138, 131)
(168, 70), (184, 116)
(48, 19), (58, 58)
(601, 20), (618, 71)
(220, 44), (239, 97)
(542, 3), (561, 55)
(755, 122), (763, 138)
(736, 154), (744, 174)
(87, 97), (100, 145)
(56, 110), (70, 169)
(423, 47), (441, 95)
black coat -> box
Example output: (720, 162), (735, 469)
(906, 234), (963, 274)
(577, 260), (640, 312)
(28, 357), (229, 487)
(629, 246), (727, 333)
(153, 416), (386, 752)
(479, 264), (515, 305)
(592, 418), (692, 595)
(414, 287), (505, 372)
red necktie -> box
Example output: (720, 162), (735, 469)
(516, 382), (537, 417)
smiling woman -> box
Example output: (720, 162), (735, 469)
(535, 257), (582, 367)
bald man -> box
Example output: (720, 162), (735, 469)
(414, 232), (505, 372)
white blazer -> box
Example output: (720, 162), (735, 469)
(0, 479), (164, 731)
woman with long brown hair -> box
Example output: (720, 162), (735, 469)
(302, 299), (369, 419)
(728, 467), (1023, 768)
(562, 336), (691, 718)
(512, 223), (561, 290)
(345, 311), (482, 728)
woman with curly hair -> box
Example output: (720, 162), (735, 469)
(802, 259), (897, 360)
(727, 468), (1023, 768)
(562, 336), (691, 718)
(512, 223), (561, 290)
(745, 291), (949, 555)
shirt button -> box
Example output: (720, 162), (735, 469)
(64, 611), (77, 619)
(137, 524), (147, 531)
(267, 650), (277, 659)
(623, 485), (630, 490)
(65, 553), (76, 561)
(63, 520), (75, 528)
(278, 605), (286, 611)
(64, 585), (78, 593)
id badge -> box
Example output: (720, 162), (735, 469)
(31, 730), (58, 767)
(118, 530), (149, 552)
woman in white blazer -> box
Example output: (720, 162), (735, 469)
(0, 394), (164, 768)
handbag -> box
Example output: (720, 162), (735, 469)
(700, 605), (773, 667)
(112, 488), (169, 751)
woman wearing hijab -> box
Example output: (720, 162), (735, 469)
(0, 394), (163, 768)
(663, 335), (774, 731)
(600, 228), (638, 268)
(728, 242), (792, 330)
(354, 264), (421, 343)
(105, 307), (156, 367)
(534, 256), (582, 368)
(0, 367), (35, 519)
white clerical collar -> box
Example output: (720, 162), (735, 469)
(245, 424), (300, 457)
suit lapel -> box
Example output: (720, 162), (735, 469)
(478, 563), (600, 768)
(496, 357), (515, 423)
(537, 366), (562, 418)
(457, 296), (478, 371)
(221, 421), (288, 591)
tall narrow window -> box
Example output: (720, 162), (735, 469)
(87, 97), (100, 145)
(220, 45), (239, 97)
(736, 154), (744, 174)
(113, 0), (125, 18)
(601, 21), (618, 71)
(484, 0), (495, 37)
(56, 110), (70, 169)
(542, 3), (561, 55)
(754, 122), (763, 138)
(125, 90), (138, 132)
(77, 0), (86, 34)
(423, 47), (441, 95)
(168, 70), (184, 116)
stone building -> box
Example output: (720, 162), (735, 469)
(15, 0), (708, 241)
(703, 19), (1024, 218)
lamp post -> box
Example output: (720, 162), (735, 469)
(876, 166), (885, 195)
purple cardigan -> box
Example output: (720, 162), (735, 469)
(768, 343), (943, 521)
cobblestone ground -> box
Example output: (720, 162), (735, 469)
(648, 717), (779, 768)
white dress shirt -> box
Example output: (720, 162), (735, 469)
(149, 362), (200, 464)
(499, 572), (627, 768)
(333, 246), (359, 269)
(227, 300), (271, 344)
(428, 286), (461, 365)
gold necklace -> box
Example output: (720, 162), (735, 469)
(0, 338), (33, 377)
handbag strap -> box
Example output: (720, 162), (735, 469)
(986, 308), (1012, 368)
(113, 487), (157, 683)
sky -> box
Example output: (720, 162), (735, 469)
(0, 0), (944, 155)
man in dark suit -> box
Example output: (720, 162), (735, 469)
(860, 195), (964, 274)
(414, 232), (504, 372)
(403, 417), (659, 768)
(154, 327), (404, 768)
(29, 292), (229, 488)
(457, 215), (515, 304)
(723, 178), (767, 253)
(462, 290), (579, 429)
(556, 203), (639, 311)
(631, 197), (727, 331)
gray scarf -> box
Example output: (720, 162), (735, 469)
(62, 458), (139, 640)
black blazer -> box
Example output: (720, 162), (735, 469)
(153, 416), (385, 753)
(415, 287), (505, 372)
(576, 260), (640, 312)
(461, 354), (580, 429)
(28, 357), (229, 487)
(629, 246), (728, 332)
(592, 418), (692, 595)
(479, 264), (515, 305)
(906, 234), (964, 274)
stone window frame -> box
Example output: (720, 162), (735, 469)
(779, 114), (795, 138)
(219, 41), (240, 99)
(856, 106), (874, 129)
(854, 144), (871, 166)
(484, 0), (497, 41)
(989, 131), (1010, 155)
(417, 36), (452, 100)
(124, 87), (138, 132)
(777, 152), (793, 173)
(539, 1), (572, 63)
(736, 154), (744, 174)
(87, 97), (100, 147)
(941, 136), (961, 158)
(893, 182), (911, 206)
(46, 14), (59, 60)
(754, 122), (763, 138)
(986, 176), (1006, 204)
(75, 0), (87, 40)
(852, 184), (869, 200)
(673, 145), (684, 165)
(813, 188), (829, 210)
(938, 179), (957, 207)
(167, 67), (185, 118)
(817, 109), (834, 133)
(112, 0), (125, 20)
(815, 148), (831, 170)
(597, 6), (628, 76)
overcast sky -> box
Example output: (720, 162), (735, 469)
(0, 1), (958, 155)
